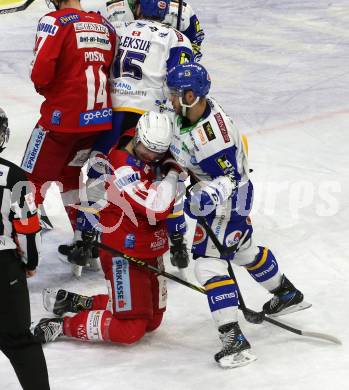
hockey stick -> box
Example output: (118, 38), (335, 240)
(95, 241), (205, 295)
(225, 261), (341, 344)
(0, 0), (35, 14)
(186, 171), (341, 344)
(176, 0), (183, 30)
(94, 241), (341, 344)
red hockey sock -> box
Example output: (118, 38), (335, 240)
(63, 310), (149, 344)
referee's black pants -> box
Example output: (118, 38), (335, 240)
(0, 250), (50, 390)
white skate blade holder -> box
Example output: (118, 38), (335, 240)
(218, 350), (257, 369)
(42, 288), (59, 313)
(72, 264), (83, 279)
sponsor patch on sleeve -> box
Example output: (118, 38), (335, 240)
(179, 51), (191, 64)
(214, 113), (230, 143)
(202, 121), (216, 141)
(215, 154), (234, 173)
(37, 16), (59, 36)
(114, 167), (141, 191)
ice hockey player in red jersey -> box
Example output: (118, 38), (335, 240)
(33, 111), (185, 345)
(21, 0), (117, 233)
(60, 0), (194, 273)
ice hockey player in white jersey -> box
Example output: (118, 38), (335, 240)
(64, 0), (194, 271)
(107, 0), (205, 61)
(166, 63), (307, 368)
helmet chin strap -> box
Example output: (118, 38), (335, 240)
(179, 96), (199, 117)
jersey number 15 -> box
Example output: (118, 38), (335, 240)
(113, 49), (146, 80)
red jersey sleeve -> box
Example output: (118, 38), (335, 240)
(31, 14), (65, 92)
(108, 165), (179, 222)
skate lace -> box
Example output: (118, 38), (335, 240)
(220, 327), (242, 351)
(270, 296), (280, 309)
(42, 321), (62, 342)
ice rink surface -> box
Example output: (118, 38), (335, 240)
(1, 1), (349, 389)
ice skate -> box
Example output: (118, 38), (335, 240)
(169, 233), (189, 269)
(263, 275), (311, 317)
(43, 288), (93, 316)
(58, 230), (101, 278)
(34, 318), (64, 344)
(58, 241), (99, 266)
(214, 322), (257, 369)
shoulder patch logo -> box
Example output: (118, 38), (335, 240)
(203, 121), (216, 141)
(58, 13), (80, 26)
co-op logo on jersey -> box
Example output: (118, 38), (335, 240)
(79, 108), (112, 126)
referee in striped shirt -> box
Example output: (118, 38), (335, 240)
(0, 108), (50, 390)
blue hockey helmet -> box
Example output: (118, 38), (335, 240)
(139, 0), (170, 20)
(166, 63), (211, 97)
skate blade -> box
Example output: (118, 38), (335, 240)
(218, 350), (257, 369)
(84, 258), (101, 272)
(269, 301), (312, 317)
(42, 288), (59, 313)
(72, 264), (82, 279)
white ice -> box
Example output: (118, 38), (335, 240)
(1, 1), (349, 389)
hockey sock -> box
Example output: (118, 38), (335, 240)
(63, 310), (149, 344)
(205, 276), (239, 327)
(244, 246), (283, 291)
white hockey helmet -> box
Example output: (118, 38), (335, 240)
(135, 111), (172, 154)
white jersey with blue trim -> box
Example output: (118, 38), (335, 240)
(170, 96), (250, 189)
(110, 19), (193, 114)
(170, 97), (252, 258)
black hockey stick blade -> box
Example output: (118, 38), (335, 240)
(0, 0), (35, 14)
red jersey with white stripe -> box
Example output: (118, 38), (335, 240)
(100, 130), (179, 258)
(31, 8), (117, 133)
